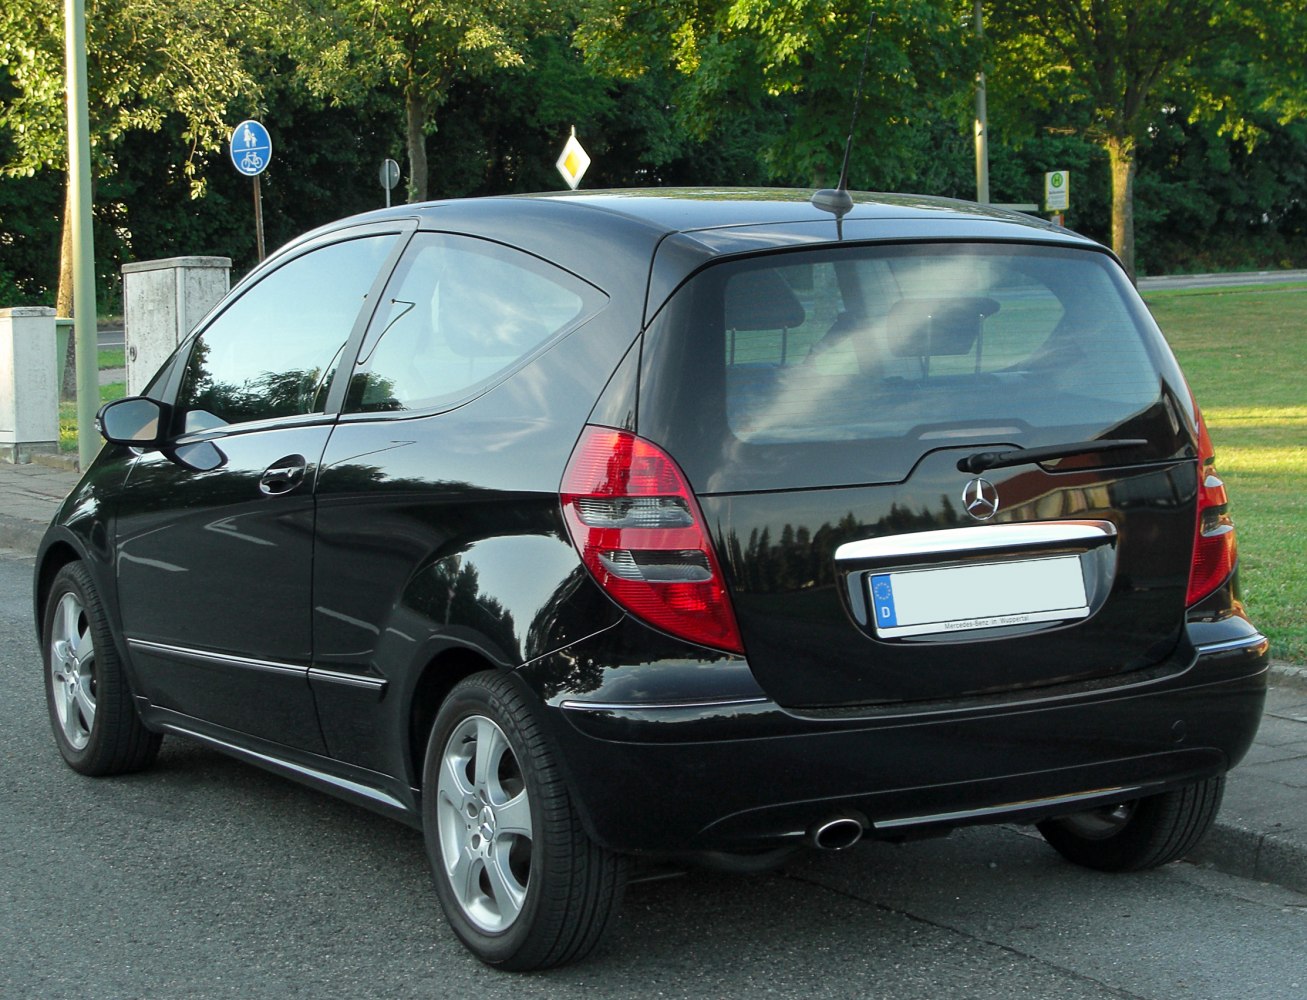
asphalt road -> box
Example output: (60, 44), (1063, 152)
(2, 552), (1305, 999)
(1137, 268), (1307, 291)
(97, 326), (124, 350)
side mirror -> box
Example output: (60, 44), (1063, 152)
(97, 397), (170, 447)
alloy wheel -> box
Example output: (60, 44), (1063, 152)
(435, 715), (533, 933)
(49, 591), (96, 751)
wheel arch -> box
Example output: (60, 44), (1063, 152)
(405, 645), (502, 792)
(34, 538), (86, 639)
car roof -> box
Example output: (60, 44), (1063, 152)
(298, 188), (1109, 324)
(511, 188), (1072, 234)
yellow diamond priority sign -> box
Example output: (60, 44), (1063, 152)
(556, 129), (591, 190)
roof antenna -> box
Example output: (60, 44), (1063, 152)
(811, 10), (878, 227)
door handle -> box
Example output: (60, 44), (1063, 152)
(259, 454), (307, 496)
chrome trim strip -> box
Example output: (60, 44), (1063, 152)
(157, 722), (408, 812)
(560, 697), (770, 713)
(307, 667), (387, 692)
(835, 520), (1116, 563)
(128, 640), (390, 690)
(127, 639), (304, 678)
(1194, 633), (1269, 655)
(872, 785), (1141, 830)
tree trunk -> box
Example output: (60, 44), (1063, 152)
(405, 85), (429, 203)
(57, 179), (78, 400)
(1105, 133), (1137, 284)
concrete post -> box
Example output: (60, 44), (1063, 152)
(122, 256), (232, 396)
(0, 307), (60, 462)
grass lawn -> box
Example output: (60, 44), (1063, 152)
(57, 347), (125, 453)
(1144, 284), (1307, 664)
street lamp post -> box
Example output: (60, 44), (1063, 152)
(974, 0), (990, 205)
(65, 0), (99, 470)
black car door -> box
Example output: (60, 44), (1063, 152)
(114, 227), (403, 751)
(309, 232), (610, 772)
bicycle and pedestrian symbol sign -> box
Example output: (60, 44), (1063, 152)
(230, 120), (272, 177)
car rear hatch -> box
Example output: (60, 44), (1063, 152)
(636, 241), (1198, 708)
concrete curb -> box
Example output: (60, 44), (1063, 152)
(28, 452), (80, 473)
(0, 512), (47, 555)
(1191, 815), (1307, 896)
(1268, 662), (1307, 694)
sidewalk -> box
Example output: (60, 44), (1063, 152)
(2, 457), (1304, 894)
(0, 458), (79, 553)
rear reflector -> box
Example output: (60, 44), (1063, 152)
(1186, 408), (1238, 606)
(561, 426), (744, 654)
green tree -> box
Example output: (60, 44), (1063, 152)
(578, 0), (975, 190)
(422, 35), (773, 196)
(0, 0), (263, 390)
(287, 0), (565, 202)
(109, 73), (405, 276)
(0, 0), (264, 299)
(987, 0), (1307, 281)
(1133, 102), (1307, 273)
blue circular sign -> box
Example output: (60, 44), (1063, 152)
(230, 119), (272, 177)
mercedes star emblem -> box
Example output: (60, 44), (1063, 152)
(962, 477), (1000, 520)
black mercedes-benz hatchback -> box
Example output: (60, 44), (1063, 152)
(36, 189), (1267, 970)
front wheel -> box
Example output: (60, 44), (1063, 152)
(1036, 776), (1225, 872)
(42, 561), (161, 775)
(422, 671), (627, 970)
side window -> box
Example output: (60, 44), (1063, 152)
(346, 233), (604, 413)
(175, 235), (395, 430)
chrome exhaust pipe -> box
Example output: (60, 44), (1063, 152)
(807, 816), (864, 850)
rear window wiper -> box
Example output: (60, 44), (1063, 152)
(957, 438), (1150, 474)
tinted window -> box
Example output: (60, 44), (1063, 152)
(346, 233), (602, 413)
(175, 235), (394, 429)
(640, 244), (1183, 493)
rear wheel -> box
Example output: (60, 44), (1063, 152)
(422, 671), (627, 970)
(1036, 776), (1225, 872)
(43, 562), (161, 775)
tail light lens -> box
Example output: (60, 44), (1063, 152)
(1186, 408), (1238, 606)
(561, 426), (744, 654)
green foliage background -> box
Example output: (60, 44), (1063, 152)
(1, 0), (1305, 310)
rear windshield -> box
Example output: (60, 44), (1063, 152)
(638, 243), (1188, 493)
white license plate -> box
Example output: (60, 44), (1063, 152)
(869, 555), (1089, 638)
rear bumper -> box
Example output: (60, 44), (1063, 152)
(526, 630), (1269, 853)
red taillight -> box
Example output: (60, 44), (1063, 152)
(1186, 408), (1238, 606)
(560, 426), (744, 654)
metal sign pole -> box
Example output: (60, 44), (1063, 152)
(380, 159), (400, 208)
(253, 174), (266, 262)
(230, 119), (272, 262)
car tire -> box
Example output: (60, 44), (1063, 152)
(422, 671), (627, 970)
(42, 562), (161, 775)
(1036, 776), (1225, 872)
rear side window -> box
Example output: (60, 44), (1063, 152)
(639, 244), (1184, 493)
(346, 233), (605, 413)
